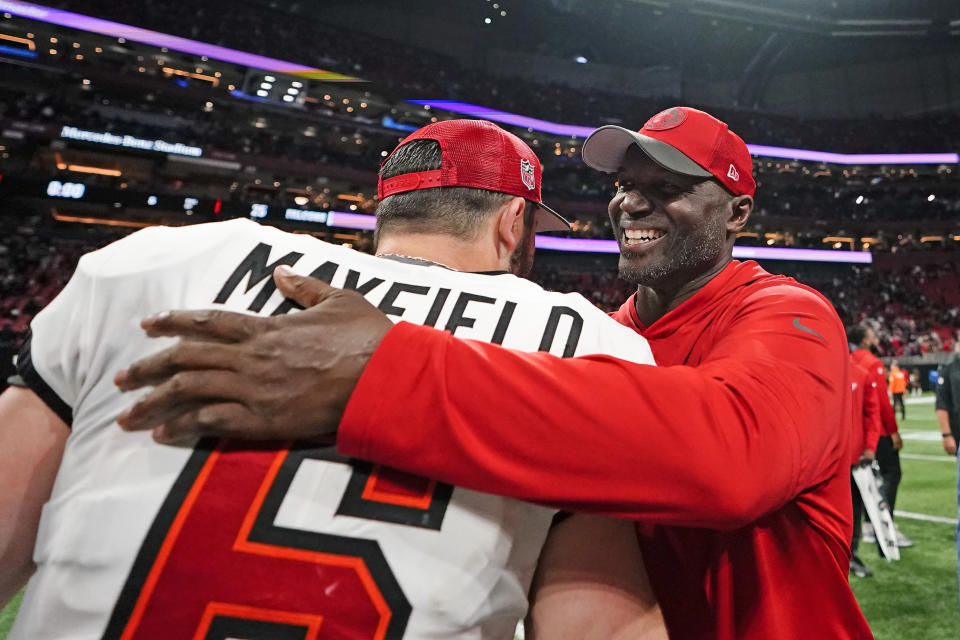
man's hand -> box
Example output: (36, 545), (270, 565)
(890, 432), (903, 451)
(115, 266), (393, 445)
(944, 435), (958, 457)
(859, 448), (875, 464)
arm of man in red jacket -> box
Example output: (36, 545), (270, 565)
(338, 285), (849, 529)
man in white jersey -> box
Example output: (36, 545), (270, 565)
(1, 119), (664, 639)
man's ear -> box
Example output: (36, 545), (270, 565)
(726, 195), (753, 234)
(496, 197), (528, 255)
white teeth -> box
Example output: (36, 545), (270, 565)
(623, 229), (665, 243)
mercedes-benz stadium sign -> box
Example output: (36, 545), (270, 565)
(59, 126), (203, 158)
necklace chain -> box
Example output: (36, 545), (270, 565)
(376, 253), (458, 271)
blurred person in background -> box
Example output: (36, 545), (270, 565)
(850, 324), (913, 548)
(889, 360), (907, 420)
(935, 340), (960, 608)
(848, 355), (883, 578)
(910, 367), (923, 396)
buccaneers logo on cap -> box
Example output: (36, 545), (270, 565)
(644, 107), (687, 131)
(520, 159), (536, 190)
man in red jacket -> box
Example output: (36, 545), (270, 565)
(849, 323), (912, 548)
(848, 356), (883, 578)
(118, 107), (873, 638)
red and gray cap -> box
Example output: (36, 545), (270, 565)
(378, 119), (570, 232)
(581, 106), (756, 197)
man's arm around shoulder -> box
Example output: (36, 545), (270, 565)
(338, 280), (851, 528)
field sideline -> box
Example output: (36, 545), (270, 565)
(2, 398), (957, 638)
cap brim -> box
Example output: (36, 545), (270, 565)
(534, 202), (571, 233)
(581, 125), (712, 177)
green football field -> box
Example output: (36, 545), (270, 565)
(2, 398), (957, 638)
(849, 397), (960, 639)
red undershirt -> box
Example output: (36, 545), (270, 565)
(339, 260), (872, 639)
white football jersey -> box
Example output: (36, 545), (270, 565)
(12, 218), (655, 640)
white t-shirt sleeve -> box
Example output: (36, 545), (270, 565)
(21, 251), (101, 421)
(19, 224), (185, 421)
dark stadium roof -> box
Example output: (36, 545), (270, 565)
(276, 0), (960, 83)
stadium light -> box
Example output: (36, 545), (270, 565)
(856, 195), (864, 204)
(928, 194), (936, 201)
(575, 55), (588, 64)
(64, 164), (121, 176)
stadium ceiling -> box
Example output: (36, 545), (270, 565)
(621, 0), (960, 37)
(293, 0), (960, 75)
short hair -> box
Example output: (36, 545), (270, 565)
(846, 324), (867, 347)
(375, 139), (531, 240)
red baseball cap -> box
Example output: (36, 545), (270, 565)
(378, 119), (570, 232)
(581, 107), (756, 197)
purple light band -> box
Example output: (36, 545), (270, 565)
(535, 235), (619, 253)
(408, 100), (595, 138)
(0, 0), (362, 80)
(326, 212), (872, 263)
(535, 236), (873, 263)
(326, 210), (376, 230)
(745, 143), (958, 166)
(731, 246), (873, 264)
(408, 100), (959, 166)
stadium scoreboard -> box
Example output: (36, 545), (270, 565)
(8, 178), (340, 229)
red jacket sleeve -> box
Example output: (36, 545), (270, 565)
(338, 286), (850, 530)
(862, 379), (882, 452)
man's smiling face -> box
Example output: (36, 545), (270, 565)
(608, 145), (733, 291)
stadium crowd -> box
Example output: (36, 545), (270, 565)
(0, 213), (109, 345)
(0, 85), (399, 174)
(1, 213), (956, 361)
(1, 81), (958, 249)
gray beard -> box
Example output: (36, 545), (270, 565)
(618, 210), (726, 287)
